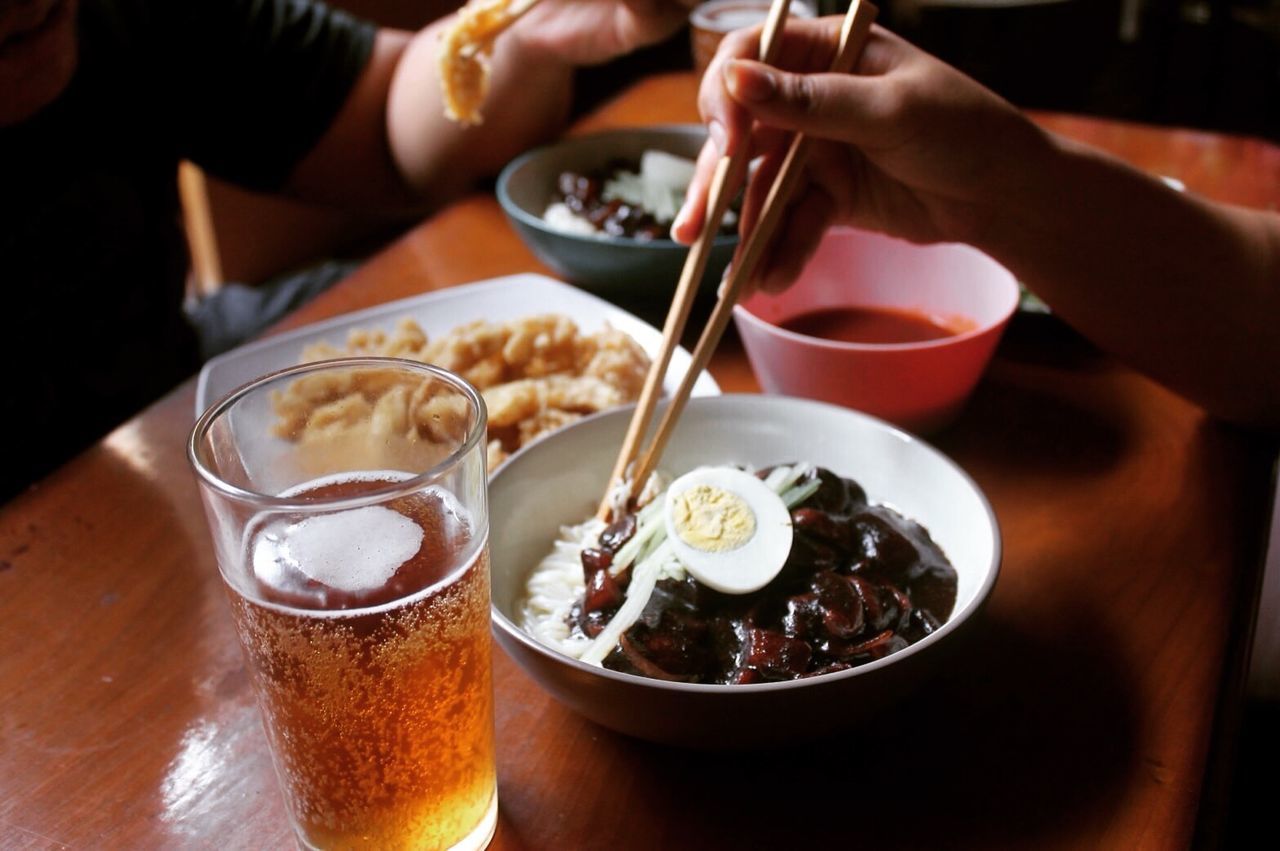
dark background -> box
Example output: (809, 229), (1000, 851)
(873, 0), (1279, 140)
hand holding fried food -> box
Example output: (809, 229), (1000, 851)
(438, 0), (697, 126)
(438, 0), (532, 126)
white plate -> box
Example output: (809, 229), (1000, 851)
(195, 273), (721, 414)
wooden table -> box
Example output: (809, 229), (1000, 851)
(2, 73), (1277, 849)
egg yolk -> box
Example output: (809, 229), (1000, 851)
(670, 485), (756, 553)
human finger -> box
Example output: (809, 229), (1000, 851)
(673, 124), (795, 243)
(697, 25), (761, 157)
(696, 16), (859, 156)
(721, 57), (906, 151)
(730, 147), (836, 295)
(751, 183), (834, 294)
(732, 138), (787, 254)
(616, 0), (704, 51)
(671, 137), (721, 243)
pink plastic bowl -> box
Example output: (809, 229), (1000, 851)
(733, 227), (1020, 433)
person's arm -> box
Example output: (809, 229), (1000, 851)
(979, 136), (1280, 427)
(288, 0), (695, 212)
(674, 20), (1280, 428)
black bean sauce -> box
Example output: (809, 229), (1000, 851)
(571, 466), (958, 684)
(554, 159), (737, 241)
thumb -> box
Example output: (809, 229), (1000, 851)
(723, 59), (888, 148)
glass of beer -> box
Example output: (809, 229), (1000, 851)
(189, 358), (496, 851)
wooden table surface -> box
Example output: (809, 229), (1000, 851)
(2, 73), (1277, 849)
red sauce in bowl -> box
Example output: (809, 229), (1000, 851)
(780, 306), (974, 345)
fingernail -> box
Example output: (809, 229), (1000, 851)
(725, 59), (776, 103)
(708, 120), (727, 154)
(717, 262), (735, 299)
(671, 208), (687, 238)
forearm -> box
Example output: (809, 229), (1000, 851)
(386, 18), (574, 203)
(288, 0), (691, 212)
(976, 132), (1280, 428)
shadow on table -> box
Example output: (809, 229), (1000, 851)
(662, 609), (1136, 847)
(500, 601), (1141, 850)
(935, 343), (1134, 481)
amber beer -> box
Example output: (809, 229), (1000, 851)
(190, 359), (495, 851)
(227, 476), (496, 850)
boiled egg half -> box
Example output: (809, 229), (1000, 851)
(663, 466), (793, 594)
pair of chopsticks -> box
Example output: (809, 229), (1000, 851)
(596, 0), (878, 521)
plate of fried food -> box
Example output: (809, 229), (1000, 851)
(194, 274), (721, 471)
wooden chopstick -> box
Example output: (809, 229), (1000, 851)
(618, 0), (879, 507)
(595, 0), (797, 520)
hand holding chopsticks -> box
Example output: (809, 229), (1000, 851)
(597, 0), (879, 520)
(595, 0), (799, 519)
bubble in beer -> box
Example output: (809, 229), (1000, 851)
(230, 471), (496, 848)
(254, 505), (424, 593)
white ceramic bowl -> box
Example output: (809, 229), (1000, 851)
(488, 395), (1001, 748)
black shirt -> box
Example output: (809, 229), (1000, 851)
(0, 0), (375, 501)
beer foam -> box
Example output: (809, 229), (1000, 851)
(266, 506), (424, 593)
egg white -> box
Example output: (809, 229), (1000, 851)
(663, 466), (794, 594)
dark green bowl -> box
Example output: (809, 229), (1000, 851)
(497, 125), (737, 296)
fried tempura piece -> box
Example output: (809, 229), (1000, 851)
(275, 314), (651, 472)
(484, 375), (626, 428)
(438, 0), (518, 126)
(579, 326), (650, 401)
(517, 408), (582, 446)
(486, 438), (509, 471)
